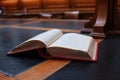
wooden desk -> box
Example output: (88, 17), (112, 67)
(0, 19), (86, 80)
(0, 19), (120, 80)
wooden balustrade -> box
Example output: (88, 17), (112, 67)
(81, 0), (120, 38)
(0, 0), (120, 10)
(0, 0), (120, 19)
(0, 0), (96, 14)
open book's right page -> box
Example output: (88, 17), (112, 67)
(48, 33), (97, 61)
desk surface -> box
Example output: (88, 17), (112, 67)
(0, 19), (120, 80)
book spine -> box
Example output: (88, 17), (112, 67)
(37, 48), (53, 58)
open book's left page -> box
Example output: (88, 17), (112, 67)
(8, 29), (63, 55)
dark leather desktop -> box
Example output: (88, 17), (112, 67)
(0, 28), (46, 76)
(46, 35), (120, 80)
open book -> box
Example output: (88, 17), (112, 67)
(8, 29), (98, 61)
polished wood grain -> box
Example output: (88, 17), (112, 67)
(43, 0), (69, 9)
(0, 73), (16, 80)
(0, 0), (18, 10)
(15, 59), (71, 80)
(0, 0), (95, 14)
(1, 0), (120, 14)
(70, 0), (95, 8)
(64, 11), (80, 19)
(22, 0), (41, 9)
(81, 0), (120, 38)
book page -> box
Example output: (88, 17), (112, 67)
(49, 33), (93, 52)
(8, 29), (63, 54)
(26, 29), (63, 46)
(88, 42), (97, 60)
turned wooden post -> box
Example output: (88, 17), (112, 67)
(81, 0), (120, 38)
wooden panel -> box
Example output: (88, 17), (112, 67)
(0, 0), (96, 14)
(64, 11), (80, 19)
(71, 0), (96, 8)
(117, 0), (120, 12)
(0, 1), (1, 7)
(43, 0), (69, 9)
(118, 0), (120, 6)
(22, 0), (41, 9)
(1, 0), (18, 10)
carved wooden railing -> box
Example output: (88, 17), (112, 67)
(81, 0), (120, 38)
(0, 0), (95, 14)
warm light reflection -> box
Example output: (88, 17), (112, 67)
(1, 0), (18, 5)
(0, 0), (120, 10)
(1, 0), (18, 8)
